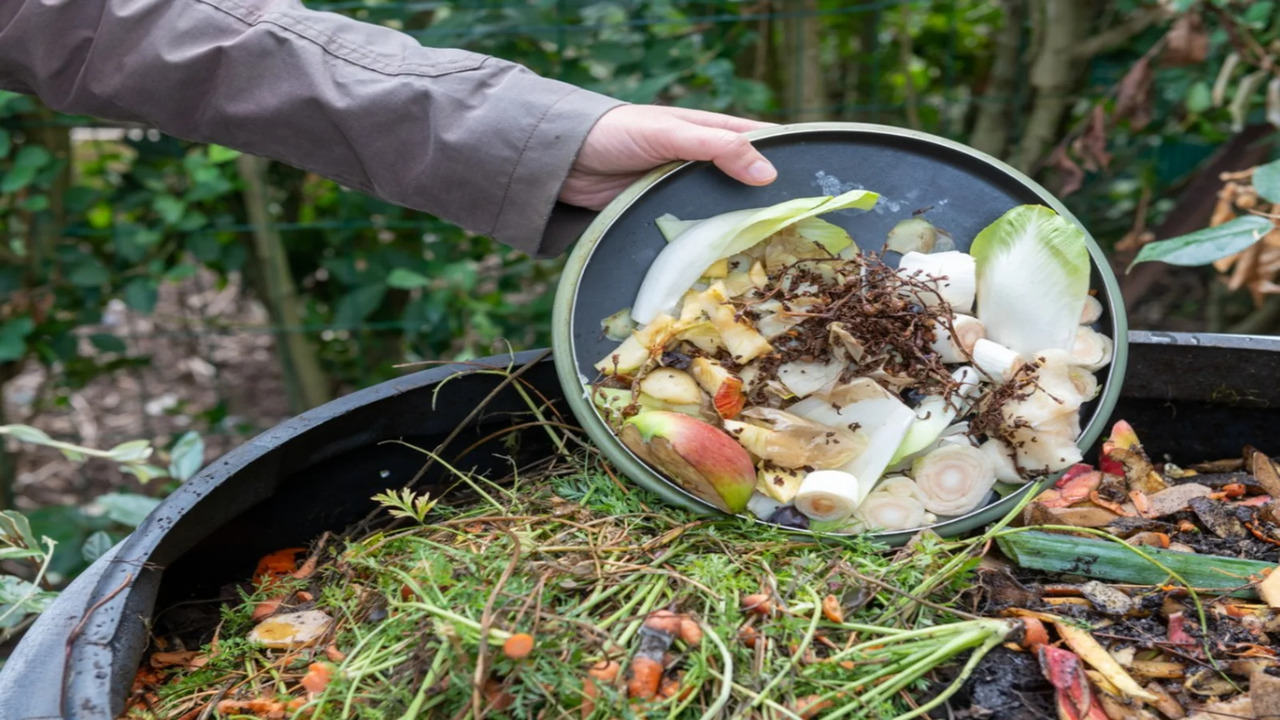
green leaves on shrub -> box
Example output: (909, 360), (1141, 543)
(1129, 215), (1274, 270)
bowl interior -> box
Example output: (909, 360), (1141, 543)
(552, 122), (1128, 543)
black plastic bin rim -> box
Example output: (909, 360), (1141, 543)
(4, 332), (1280, 719)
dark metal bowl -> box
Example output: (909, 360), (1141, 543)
(551, 122), (1129, 543)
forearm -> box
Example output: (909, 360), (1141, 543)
(0, 0), (622, 255)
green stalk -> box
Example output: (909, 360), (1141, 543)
(889, 632), (1006, 720)
(599, 575), (664, 632)
(399, 645), (450, 720)
(395, 601), (511, 642)
(824, 632), (983, 719)
(697, 621), (735, 720)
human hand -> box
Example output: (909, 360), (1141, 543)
(559, 105), (777, 211)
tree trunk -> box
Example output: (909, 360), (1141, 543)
(236, 154), (331, 413)
(969, 0), (1026, 159)
(1012, 0), (1094, 173)
(779, 0), (828, 122)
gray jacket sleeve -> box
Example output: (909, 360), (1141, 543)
(0, 0), (624, 256)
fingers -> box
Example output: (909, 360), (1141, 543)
(661, 106), (777, 134)
(655, 121), (778, 186)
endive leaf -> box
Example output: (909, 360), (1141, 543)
(632, 190), (878, 323)
(970, 206), (1090, 356)
(656, 215), (852, 255)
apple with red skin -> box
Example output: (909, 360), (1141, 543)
(619, 411), (756, 513)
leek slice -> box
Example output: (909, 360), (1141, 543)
(969, 205), (1091, 356)
(632, 190), (879, 323)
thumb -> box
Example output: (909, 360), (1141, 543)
(658, 122), (778, 186)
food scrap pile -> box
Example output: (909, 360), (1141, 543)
(976, 419), (1280, 720)
(120, 418), (1280, 720)
(590, 190), (1114, 534)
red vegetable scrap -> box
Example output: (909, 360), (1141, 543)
(1038, 645), (1111, 720)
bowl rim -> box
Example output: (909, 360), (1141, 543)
(551, 121), (1130, 545)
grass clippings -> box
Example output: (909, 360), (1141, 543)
(122, 443), (1006, 720)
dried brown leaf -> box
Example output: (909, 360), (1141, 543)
(1115, 56), (1154, 130)
(1052, 147), (1086, 197)
(1161, 13), (1209, 67)
(1072, 106), (1113, 172)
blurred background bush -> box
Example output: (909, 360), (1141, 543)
(0, 0), (1275, 592)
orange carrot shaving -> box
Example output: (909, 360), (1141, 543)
(741, 593), (773, 616)
(324, 644), (347, 663)
(678, 618), (703, 645)
(642, 610), (684, 635)
(626, 657), (664, 700)
(300, 662), (333, 695)
(821, 594), (843, 623)
(503, 633), (535, 660)
(1018, 617), (1049, 650)
(793, 694), (834, 719)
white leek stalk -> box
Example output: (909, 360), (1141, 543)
(1080, 295), (1103, 325)
(970, 338), (1024, 381)
(794, 469), (861, 522)
(970, 205), (1091, 355)
(1070, 327), (1113, 371)
(928, 315), (986, 363)
(911, 444), (998, 516)
(851, 476), (932, 531)
(632, 190), (878, 323)
(898, 251), (977, 313)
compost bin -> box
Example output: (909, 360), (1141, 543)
(2, 331), (1279, 720)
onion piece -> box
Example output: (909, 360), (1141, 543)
(1080, 294), (1103, 325)
(1071, 327), (1114, 371)
(726, 408), (867, 469)
(911, 444), (998, 516)
(884, 218), (938, 255)
(794, 469), (860, 522)
(775, 359), (845, 399)
(898, 250), (977, 313)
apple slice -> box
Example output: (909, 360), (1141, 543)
(689, 357), (746, 419)
(638, 368), (703, 406)
(620, 411), (756, 513)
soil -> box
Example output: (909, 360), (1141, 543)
(940, 646), (1056, 720)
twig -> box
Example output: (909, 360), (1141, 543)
(472, 526), (522, 719)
